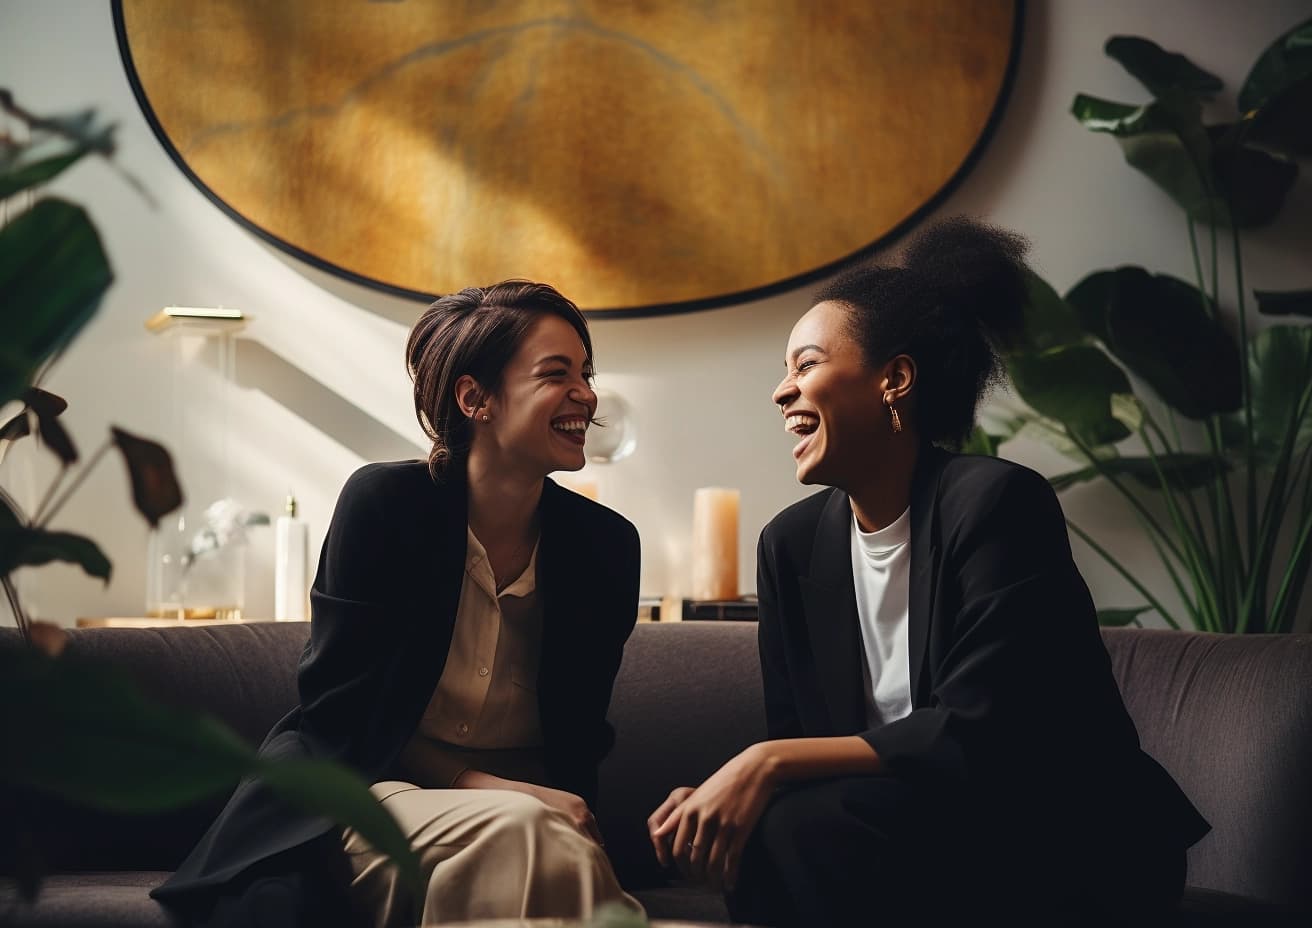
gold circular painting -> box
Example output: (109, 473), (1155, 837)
(115, 0), (1020, 315)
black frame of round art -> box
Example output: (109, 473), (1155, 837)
(112, 1), (1025, 318)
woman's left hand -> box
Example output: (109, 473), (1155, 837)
(652, 743), (776, 892)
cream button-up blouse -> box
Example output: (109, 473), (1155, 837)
(390, 527), (546, 787)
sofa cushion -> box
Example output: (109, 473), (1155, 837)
(1102, 629), (1312, 912)
(0, 871), (177, 928)
(598, 622), (767, 890)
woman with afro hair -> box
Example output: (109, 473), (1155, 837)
(649, 217), (1209, 926)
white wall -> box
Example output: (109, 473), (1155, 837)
(2, 0), (1309, 628)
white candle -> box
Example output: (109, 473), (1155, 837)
(691, 487), (739, 601)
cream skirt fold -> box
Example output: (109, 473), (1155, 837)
(343, 781), (642, 928)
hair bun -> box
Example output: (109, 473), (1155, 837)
(902, 216), (1029, 350)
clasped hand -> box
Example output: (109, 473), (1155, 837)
(646, 744), (775, 892)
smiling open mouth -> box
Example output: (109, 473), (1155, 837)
(785, 414), (818, 460)
(552, 416), (588, 445)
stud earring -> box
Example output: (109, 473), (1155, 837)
(481, 414), (490, 422)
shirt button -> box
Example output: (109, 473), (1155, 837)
(478, 666), (489, 677)
(456, 722), (469, 736)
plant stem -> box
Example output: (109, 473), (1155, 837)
(1206, 417), (1245, 627)
(1208, 208), (1219, 309)
(1136, 422), (1211, 628)
(1231, 224), (1257, 591)
(30, 463), (70, 528)
(35, 437), (110, 530)
(1136, 506), (1206, 629)
(1269, 511), (1312, 634)
(1187, 219), (1213, 318)
(1243, 377), (1312, 632)
(2, 573), (31, 640)
(0, 484), (29, 523)
(1145, 414), (1215, 584)
(1069, 434), (1189, 567)
(1066, 519), (1181, 630)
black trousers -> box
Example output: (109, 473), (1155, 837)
(725, 777), (1185, 928)
(162, 833), (363, 928)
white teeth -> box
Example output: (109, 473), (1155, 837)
(553, 420), (587, 432)
(785, 415), (818, 435)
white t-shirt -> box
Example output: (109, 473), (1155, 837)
(850, 506), (913, 727)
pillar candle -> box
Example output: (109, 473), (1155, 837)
(691, 487), (739, 601)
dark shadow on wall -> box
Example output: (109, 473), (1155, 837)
(234, 338), (426, 463)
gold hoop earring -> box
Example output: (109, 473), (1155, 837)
(889, 404), (902, 434)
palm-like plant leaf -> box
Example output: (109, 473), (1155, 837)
(1048, 454), (1229, 493)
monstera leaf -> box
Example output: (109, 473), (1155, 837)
(1104, 35), (1223, 98)
(1065, 267), (1241, 420)
(1007, 345), (1134, 450)
(1238, 18), (1312, 156)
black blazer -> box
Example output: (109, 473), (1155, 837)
(155, 461), (641, 899)
(757, 446), (1209, 851)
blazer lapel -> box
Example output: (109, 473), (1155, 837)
(537, 479), (567, 631)
(420, 473), (469, 664)
(908, 446), (945, 705)
(800, 489), (867, 734)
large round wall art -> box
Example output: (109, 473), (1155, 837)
(115, 1), (1021, 316)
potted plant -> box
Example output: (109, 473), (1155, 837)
(0, 90), (419, 901)
(972, 20), (1311, 634)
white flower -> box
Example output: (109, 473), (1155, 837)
(182, 497), (270, 568)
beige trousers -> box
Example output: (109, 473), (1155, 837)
(343, 782), (642, 927)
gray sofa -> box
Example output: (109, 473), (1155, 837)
(2, 621), (1310, 926)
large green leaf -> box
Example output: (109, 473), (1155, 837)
(1255, 289), (1312, 318)
(1073, 93), (1214, 219)
(1007, 345), (1133, 449)
(0, 647), (252, 810)
(1207, 124), (1299, 228)
(1105, 36), (1223, 98)
(0, 198), (113, 405)
(1065, 267), (1240, 419)
(1019, 271), (1085, 352)
(1048, 453), (1228, 493)
(1072, 93), (1295, 226)
(1226, 325), (1312, 465)
(1237, 19), (1312, 112)
(0, 645), (420, 895)
(255, 758), (421, 897)
(1238, 19), (1312, 156)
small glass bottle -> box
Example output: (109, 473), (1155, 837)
(274, 494), (308, 621)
